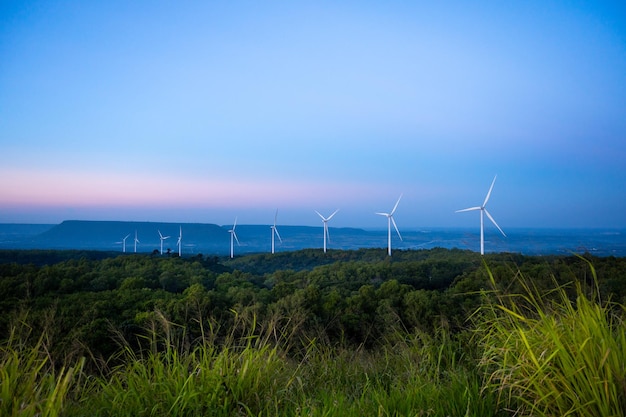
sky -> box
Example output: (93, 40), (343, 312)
(1, 1), (625, 229)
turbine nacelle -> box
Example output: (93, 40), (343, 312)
(158, 230), (171, 255)
(176, 226), (182, 256)
(315, 209), (339, 253)
(134, 230), (139, 253)
(229, 217), (240, 258)
(315, 209), (339, 222)
(119, 234), (131, 252)
(270, 209), (282, 254)
(455, 175), (506, 255)
(229, 219), (240, 244)
(377, 194), (403, 256)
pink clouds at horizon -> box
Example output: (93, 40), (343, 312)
(0, 168), (383, 211)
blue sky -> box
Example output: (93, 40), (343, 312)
(1, 1), (625, 228)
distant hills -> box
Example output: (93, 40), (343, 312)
(1, 220), (626, 256)
(0, 220), (379, 255)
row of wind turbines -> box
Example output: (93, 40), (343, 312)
(118, 176), (506, 257)
(118, 226), (183, 256)
(228, 210), (282, 258)
(310, 175), (505, 256)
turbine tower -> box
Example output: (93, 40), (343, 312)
(376, 194), (403, 256)
(315, 209), (339, 253)
(134, 230), (139, 253)
(270, 210), (282, 254)
(158, 230), (170, 255)
(456, 175), (506, 255)
(176, 226), (182, 257)
(229, 217), (240, 258)
(119, 234), (130, 253)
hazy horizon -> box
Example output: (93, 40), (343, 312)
(2, 1), (625, 229)
(2, 219), (626, 233)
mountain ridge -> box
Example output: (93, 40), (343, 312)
(2, 220), (626, 256)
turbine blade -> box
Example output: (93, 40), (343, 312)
(158, 230), (163, 239)
(124, 234), (130, 240)
(391, 217), (403, 241)
(233, 217), (237, 229)
(274, 209), (278, 225)
(484, 209), (506, 237)
(375, 212), (389, 216)
(455, 207), (481, 213)
(315, 210), (325, 220)
(483, 175), (497, 207)
(233, 231), (240, 245)
(274, 227), (282, 243)
(328, 209), (339, 220)
(390, 194), (402, 215)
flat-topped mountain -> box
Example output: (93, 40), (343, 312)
(2, 220), (375, 255)
(38, 220), (227, 249)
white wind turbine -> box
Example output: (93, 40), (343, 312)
(315, 209), (339, 253)
(118, 234), (130, 253)
(270, 210), (282, 254)
(158, 230), (170, 255)
(134, 230), (139, 253)
(229, 217), (240, 258)
(376, 194), (403, 256)
(456, 175), (506, 255)
(176, 226), (182, 257)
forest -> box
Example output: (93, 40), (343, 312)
(1, 248), (626, 416)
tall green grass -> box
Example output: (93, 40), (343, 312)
(73, 309), (498, 416)
(82, 310), (297, 416)
(0, 321), (85, 417)
(478, 260), (626, 416)
(293, 330), (500, 417)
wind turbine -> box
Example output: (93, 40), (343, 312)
(315, 209), (339, 253)
(134, 230), (139, 253)
(270, 210), (282, 254)
(229, 217), (240, 258)
(456, 175), (506, 255)
(118, 234), (130, 253)
(176, 226), (182, 257)
(376, 194), (403, 256)
(158, 230), (170, 255)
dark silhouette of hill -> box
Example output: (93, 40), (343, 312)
(3, 220), (374, 255)
(31, 220), (229, 253)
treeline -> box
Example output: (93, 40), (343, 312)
(1, 248), (626, 369)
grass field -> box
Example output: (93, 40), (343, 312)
(2, 262), (625, 416)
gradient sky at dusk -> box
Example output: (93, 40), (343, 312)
(1, 1), (625, 228)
